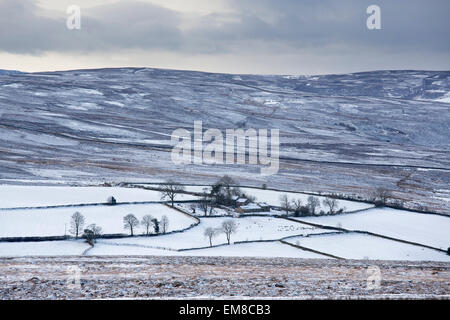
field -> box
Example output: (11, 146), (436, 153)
(0, 186), (196, 208)
(294, 208), (450, 250)
(0, 256), (448, 300)
(181, 185), (373, 211)
(0, 67), (449, 299)
(0, 186), (448, 263)
(285, 234), (449, 261)
(0, 203), (197, 237)
(0, 69), (449, 214)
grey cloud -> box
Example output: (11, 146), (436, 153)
(0, 0), (449, 60)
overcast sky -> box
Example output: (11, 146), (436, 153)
(1, 0), (449, 74)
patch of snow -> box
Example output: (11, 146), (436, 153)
(285, 233), (450, 261)
(0, 186), (197, 209)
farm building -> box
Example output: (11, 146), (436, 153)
(236, 202), (270, 214)
(235, 197), (250, 208)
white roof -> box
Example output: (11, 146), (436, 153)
(240, 203), (261, 210)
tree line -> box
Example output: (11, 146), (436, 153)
(69, 211), (170, 246)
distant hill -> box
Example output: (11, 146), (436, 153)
(0, 69), (23, 75)
(0, 67), (449, 213)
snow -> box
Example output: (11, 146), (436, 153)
(239, 187), (373, 212)
(0, 240), (89, 257)
(295, 208), (450, 250)
(0, 203), (197, 237)
(0, 186), (197, 209)
(181, 185), (373, 212)
(97, 216), (329, 250)
(0, 237), (327, 258)
(178, 241), (327, 258)
(85, 243), (176, 256)
(285, 233), (450, 261)
(86, 240), (326, 258)
(239, 203), (262, 210)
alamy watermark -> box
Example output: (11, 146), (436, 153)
(171, 121), (279, 176)
(66, 265), (82, 291)
(366, 265), (381, 290)
(366, 5), (381, 30)
(66, 5), (81, 30)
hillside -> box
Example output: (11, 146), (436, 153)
(0, 68), (449, 213)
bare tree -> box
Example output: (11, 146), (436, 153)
(160, 215), (169, 234)
(199, 190), (213, 216)
(221, 220), (238, 245)
(292, 199), (302, 216)
(279, 194), (291, 216)
(211, 175), (240, 206)
(83, 224), (102, 246)
(204, 227), (218, 247)
(70, 211), (85, 239)
(322, 198), (339, 215)
(373, 187), (391, 206)
(141, 215), (154, 235)
(123, 214), (139, 236)
(307, 196), (320, 215)
(160, 181), (185, 206)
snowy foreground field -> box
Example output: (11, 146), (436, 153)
(0, 256), (448, 299)
(0, 186), (449, 262)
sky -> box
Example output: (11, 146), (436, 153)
(0, 0), (449, 75)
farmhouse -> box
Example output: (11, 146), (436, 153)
(235, 197), (250, 208)
(236, 202), (271, 214)
(257, 202), (271, 211)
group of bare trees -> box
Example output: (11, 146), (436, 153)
(203, 220), (238, 247)
(123, 214), (169, 236)
(371, 187), (391, 207)
(159, 181), (185, 206)
(186, 176), (242, 216)
(279, 195), (344, 216)
(199, 176), (242, 216)
(69, 212), (102, 246)
(69, 211), (170, 244)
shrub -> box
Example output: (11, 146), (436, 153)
(83, 224), (102, 246)
(374, 200), (385, 207)
(107, 196), (117, 205)
(300, 206), (310, 216)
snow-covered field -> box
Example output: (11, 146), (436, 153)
(239, 187), (373, 211)
(0, 203), (197, 237)
(0, 186), (197, 209)
(0, 185), (448, 262)
(178, 241), (327, 258)
(181, 185), (373, 212)
(86, 241), (327, 258)
(294, 208), (450, 250)
(285, 234), (450, 261)
(96, 216), (328, 250)
(2, 256), (448, 299)
(0, 240), (89, 257)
